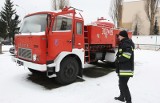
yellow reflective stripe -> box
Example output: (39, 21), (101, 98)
(131, 46), (134, 51)
(119, 72), (133, 76)
(122, 53), (131, 59)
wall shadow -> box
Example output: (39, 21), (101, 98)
(27, 74), (62, 90)
(83, 62), (115, 78)
(27, 62), (115, 90)
(27, 73), (84, 90)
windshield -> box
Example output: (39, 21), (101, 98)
(19, 14), (47, 33)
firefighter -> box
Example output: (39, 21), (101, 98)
(115, 30), (135, 103)
(60, 19), (67, 30)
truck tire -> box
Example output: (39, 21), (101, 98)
(55, 57), (79, 85)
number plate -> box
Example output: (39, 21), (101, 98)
(17, 60), (24, 66)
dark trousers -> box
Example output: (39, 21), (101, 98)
(119, 76), (131, 102)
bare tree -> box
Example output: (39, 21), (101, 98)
(132, 13), (142, 35)
(51, 0), (69, 10)
(52, 0), (58, 10)
(144, 0), (160, 35)
(109, 0), (124, 28)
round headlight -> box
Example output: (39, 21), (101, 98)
(33, 54), (37, 61)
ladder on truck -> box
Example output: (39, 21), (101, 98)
(84, 26), (91, 63)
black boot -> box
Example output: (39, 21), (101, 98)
(114, 96), (125, 102)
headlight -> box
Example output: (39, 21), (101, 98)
(33, 54), (37, 61)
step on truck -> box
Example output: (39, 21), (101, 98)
(13, 7), (132, 84)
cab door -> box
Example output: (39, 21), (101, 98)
(47, 15), (73, 60)
(74, 20), (84, 49)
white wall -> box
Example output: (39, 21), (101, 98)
(132, 36), (160, 50)
(132, 36), (157, 45)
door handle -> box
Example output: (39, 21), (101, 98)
(67, 40), (72, 43)
(78, 43), (81, 46)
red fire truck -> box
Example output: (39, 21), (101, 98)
(14, 7), (132, 84)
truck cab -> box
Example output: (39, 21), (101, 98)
(14, 7), (85, 84)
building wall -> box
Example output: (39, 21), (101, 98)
(122, 0), (160, 35)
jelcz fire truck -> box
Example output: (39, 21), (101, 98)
(14, 7), (132, 84)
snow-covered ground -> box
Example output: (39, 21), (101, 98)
(0, 45), (160, 103)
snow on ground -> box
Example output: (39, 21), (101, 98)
(0, 46), (160, 103)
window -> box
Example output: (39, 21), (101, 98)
(19, 14), (47, 33)
(53, 16), (72, 31)
(76, 22), (82, 35)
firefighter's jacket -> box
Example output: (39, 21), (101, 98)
(116, 38), (135, 77)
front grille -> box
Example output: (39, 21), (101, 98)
(18, 48), (32, 60)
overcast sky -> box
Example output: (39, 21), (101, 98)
(0, 0), (138, 24)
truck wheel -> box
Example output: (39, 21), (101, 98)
(55, 57), (79, 85)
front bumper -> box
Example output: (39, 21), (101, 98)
(13, 57), (47, 72)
